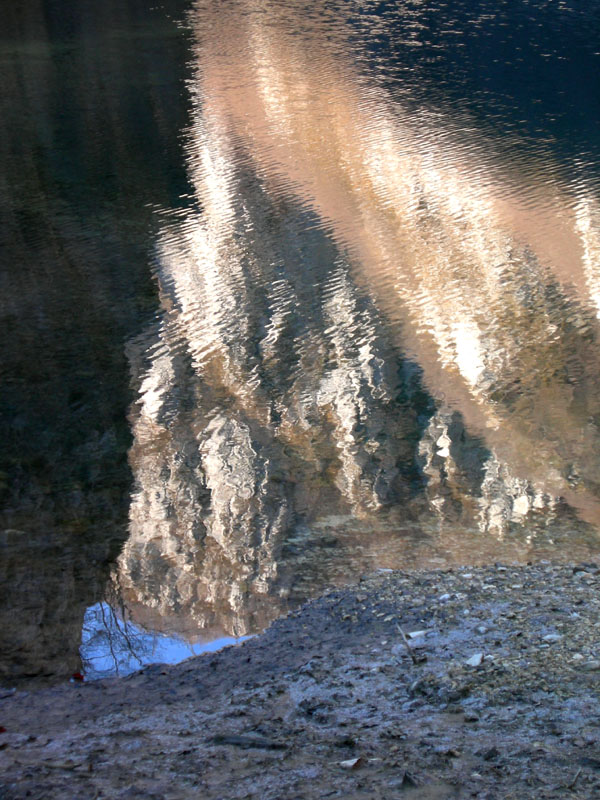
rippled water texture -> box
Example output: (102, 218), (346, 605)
(4, 0), (600, 681)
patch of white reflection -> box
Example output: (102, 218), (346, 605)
(80, 603), (252, 680)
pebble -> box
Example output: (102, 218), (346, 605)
(465, 653), (484, 667)
(340, 757), (364, 770)
(542, 634), (562, 643)
(581, 661), (600, 672)
(407, 630), (431, 639)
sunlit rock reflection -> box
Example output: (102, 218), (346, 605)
(112, 0), (600, 645)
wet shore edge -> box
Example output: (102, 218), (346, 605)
(2, 561), (600, 799)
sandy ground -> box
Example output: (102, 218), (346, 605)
(2, 562), (600, 799)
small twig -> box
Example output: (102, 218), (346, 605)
(208, 734), (287, 750)
(397, 625), (418, 665)
(567, 767), (582, 790)
(44, 760), (84, 770)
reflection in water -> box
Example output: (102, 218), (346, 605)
(105, 0), (600, 654)
(0, 0), (191, 684)
(80, 603), (251, 680)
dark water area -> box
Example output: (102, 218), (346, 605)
(0, 0), (192, 683)
(3, 0), (600, 684)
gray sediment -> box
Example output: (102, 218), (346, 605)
(2, 561), (600, 799)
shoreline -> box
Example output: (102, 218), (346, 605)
(2, 561), (600, 798)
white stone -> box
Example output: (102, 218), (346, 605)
(465, 653), (484, 667)
(407, 629), (432, 639)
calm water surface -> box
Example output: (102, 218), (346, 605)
(3, 0), (600, 682)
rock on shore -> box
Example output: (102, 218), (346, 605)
(2, 562), (600, 799)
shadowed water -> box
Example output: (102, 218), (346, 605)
(0, 0), (192, 683)
(3, 0), (600, 682)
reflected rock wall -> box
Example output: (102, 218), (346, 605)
(116, 1), (600, 638)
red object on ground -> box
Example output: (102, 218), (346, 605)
(0, 726), (6, 733)
(71, 672), (84, 682)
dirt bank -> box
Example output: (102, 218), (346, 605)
(2, 562), (600, 799)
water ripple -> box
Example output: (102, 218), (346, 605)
(110, 0), (600, 661)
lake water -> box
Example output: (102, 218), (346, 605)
(3, 0), (600, 684)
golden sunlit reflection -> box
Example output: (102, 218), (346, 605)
(112, 0), (600, 647)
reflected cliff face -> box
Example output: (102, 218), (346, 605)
(113, 0), (600, 644)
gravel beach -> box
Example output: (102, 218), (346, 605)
(2, 562), (600, 799)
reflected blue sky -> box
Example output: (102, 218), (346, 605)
(80, 602), (252, 680)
